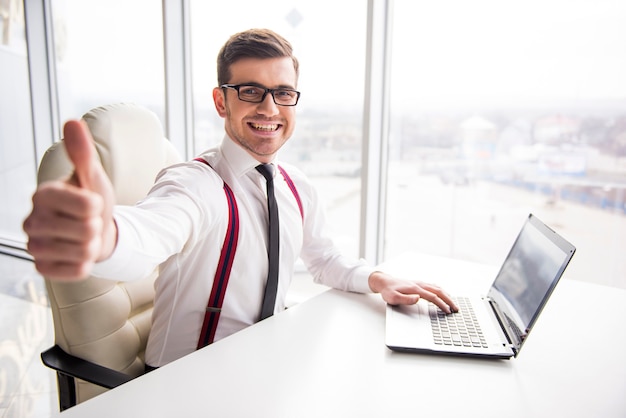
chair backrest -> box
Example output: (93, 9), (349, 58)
(37, 103), (181, 404)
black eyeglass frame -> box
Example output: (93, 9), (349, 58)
(220, 84), (301, 106)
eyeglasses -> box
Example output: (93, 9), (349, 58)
(221, 84), (301, 106)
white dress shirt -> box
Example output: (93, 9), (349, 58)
(93, 136), (373, 366)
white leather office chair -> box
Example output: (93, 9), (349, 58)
(38, 103), (181, 411)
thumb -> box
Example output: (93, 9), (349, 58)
(63, 119), (102, 190)
(399, 293), (421, 305)
(381, 289), (420, 306)
(63, 119), (117, 260)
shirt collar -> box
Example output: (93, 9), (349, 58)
(220, 135), (277, 178)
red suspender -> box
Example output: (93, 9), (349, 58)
(194, 158), (303, 349)
(277, 165), (303, 220)
(195, 158), (240, 349)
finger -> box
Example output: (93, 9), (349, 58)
(33, 259), (96, 282)
(24, 205), (103, 243)
(406, 283), (452, 314)
(27, 235), (102, 263)
(27, 230), (102, 281)
(415, 289), (451, 314)
(420, 283), (459, 313)
(29, 181), (104, 220)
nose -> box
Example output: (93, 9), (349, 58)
(256, 92), (280, 116)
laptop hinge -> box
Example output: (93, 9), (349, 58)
(488, 299), (521, 352)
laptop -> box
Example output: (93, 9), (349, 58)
(385, 214), (576, 359)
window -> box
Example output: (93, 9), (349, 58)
(190, 0), (367, 258)
(51, 0), (165, 124)
(0, 1), (36, 247)
(387, 0), (626, 288)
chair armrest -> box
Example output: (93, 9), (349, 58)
(41, 345), (134, 389)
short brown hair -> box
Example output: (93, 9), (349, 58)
(216, 28), (299, 86)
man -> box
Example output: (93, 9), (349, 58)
(23, 29), (457, 368)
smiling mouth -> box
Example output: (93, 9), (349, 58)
(249, 122), (280, 132)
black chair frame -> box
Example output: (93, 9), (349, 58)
(41, 345), (134, 411)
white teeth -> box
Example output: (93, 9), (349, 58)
(250, 123), (278, 131)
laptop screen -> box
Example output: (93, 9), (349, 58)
(488, 214), (576, 342)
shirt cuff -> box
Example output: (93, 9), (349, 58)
(350, 261), (375, 294)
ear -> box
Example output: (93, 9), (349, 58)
(213, 87), (227, 118)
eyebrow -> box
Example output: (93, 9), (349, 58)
(237, 81), (297, 90)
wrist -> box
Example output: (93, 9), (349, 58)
(368, 271), (387, 293)
(98, 218), (118, 262)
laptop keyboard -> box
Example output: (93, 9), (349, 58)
(429, 297), (488, 348)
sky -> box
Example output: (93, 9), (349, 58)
(391, 0), (626, 107)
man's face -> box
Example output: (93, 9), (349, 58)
(213, 57), (298, 163)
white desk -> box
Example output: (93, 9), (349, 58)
(59, 253), (626, 418)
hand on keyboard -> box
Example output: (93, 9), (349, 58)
(368, 271), (459, 314)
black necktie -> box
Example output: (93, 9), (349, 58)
(256, 164), (279, 320)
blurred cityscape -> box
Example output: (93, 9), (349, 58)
(392, 99), (626, 215)
(225, 98), (626, 290)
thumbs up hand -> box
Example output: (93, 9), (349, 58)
(23, 120), (117, 281)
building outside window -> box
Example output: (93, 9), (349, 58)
(386, 0), (626, 288)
